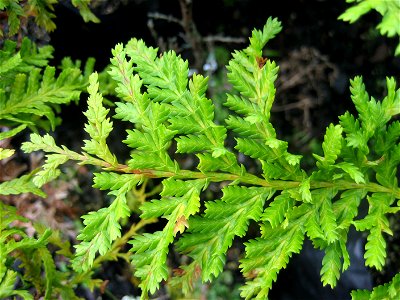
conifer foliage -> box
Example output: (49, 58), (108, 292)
(0, 36), (92, 195)
(339, 0), (400, 56)
(0, 38), (88, 131)
(0, 0), (99, 37)
(21, 18), (400, 299)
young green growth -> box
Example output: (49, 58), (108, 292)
(339, 0), (400, 56)
(22, 17), (400, 299)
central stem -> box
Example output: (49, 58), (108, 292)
(59, 148), (399, 198)
(114, 163), (400, 198)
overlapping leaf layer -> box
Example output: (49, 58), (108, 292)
(21, 17), (400, 299)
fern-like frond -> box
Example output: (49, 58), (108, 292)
(130, 178), (205, 295)
(350, 77), (387, 138)
(333, 189), (366, 229)
(176, 186), (274, 284)
(0, 65), (85, 130)
(71, 0), (100, 23)
(17, 18), (400, 300)
(0, 38), (53, 83)
(381, 77), (400, 118)
(82, 73), (118, 165)
(0, 211), (52, 299)
(374, 100), (400, 189)
(172, 73), (240, 173)
(28, 0), (57, 32)
(376, 120), (400, 155)
(262, 191), (294, 228)
(225, 17), (303, 181)
(72, 173), (140, 271)
(320, 238), (349, 288)
(0, 270), (33, 300)
(0, 0), (98, 36)
(110, 43), (177, 171)
(111, 40), (242, 175)
(126, 38), (188, 103)
(313, 124), (343, 167)
(21, 133), (84, 188)
(0, 124), (27, 141)
(316, 188), (339, 243)
(339, 0), (400, 56)
(127, 37), (240, 172)
(38, 247), (56, 298)
(0, 38), (99, 135)
(0, 0), (23, 36)
(353, 193), (396, 270)
(240, 223), (304, 299)
(0, 173), (46, 196)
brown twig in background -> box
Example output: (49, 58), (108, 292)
(147, 18), (168, 53)
(275, 46), (338, 138)
(147, 0), (245, 72)
(147, 12), (182, 26)
(203, 35), (246, 44)
(178, 0), (204, 71)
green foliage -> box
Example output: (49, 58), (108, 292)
(0, 0), (23, 36)
(0, 0), (99, 37)
(71, 0), (100, 23)
(0, 200), (109, 299)
(351, 273), (400, 300)
(175, 185), (274, 293)
(339, 0), (400, 56)
(241, 222), (304, 299)
(0, 37), (90, 131)
(72, 170), (141, 272)
(82, 72), (118, 165)
(0, 124), (25, 158)
(131, 178), (205, 294)
(19, 17), (400, 300)
(0, 2), (115, 298)
(0, 173), (46, 196)
(0, 202), (58, 299)
(0, 36), (97, 198)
